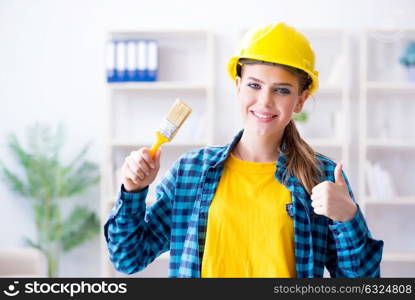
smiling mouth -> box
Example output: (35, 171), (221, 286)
(250, 110), (278, 120)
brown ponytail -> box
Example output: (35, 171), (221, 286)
(281, 120), (323, 195)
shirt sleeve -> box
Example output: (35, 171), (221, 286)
(325, 170), (384, 278)
(103, 164), (177, 275)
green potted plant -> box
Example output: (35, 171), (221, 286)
(0, 123), (100, 277)
(292, 111), (309, 123)
(292, 111), (309, 137)
(399, 41), (415, 82)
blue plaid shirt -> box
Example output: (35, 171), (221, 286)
(104, 130), (384, 278)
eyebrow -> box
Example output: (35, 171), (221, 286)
(247, 76), (293, 87)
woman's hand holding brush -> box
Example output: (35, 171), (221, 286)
(120, 98), (191, 193)
(121, 148), (162, 192)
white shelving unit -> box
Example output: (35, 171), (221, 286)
(359, 29), (415, 277)
(99, 26), (415, 278)
(100, 29), (214, 277)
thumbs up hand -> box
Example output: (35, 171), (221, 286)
(310, 162), (357, 222)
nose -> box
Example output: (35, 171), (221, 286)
(257, 89), (274, 108)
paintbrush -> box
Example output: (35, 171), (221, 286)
(149, 98), (192, 158)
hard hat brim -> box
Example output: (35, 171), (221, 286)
(227, 56), (319, 96)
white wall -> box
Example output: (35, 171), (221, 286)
(0, 0), (414, 276)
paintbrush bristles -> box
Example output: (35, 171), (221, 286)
(166, 99), (192, 128)
(160, 98), (192, 140)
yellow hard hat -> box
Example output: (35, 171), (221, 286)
(227, 22), (319, 95)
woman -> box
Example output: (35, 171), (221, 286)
(104, 22), (383, 278)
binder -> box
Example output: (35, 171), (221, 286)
(107, 38), (159, 82)
(115, 40), (127, 82)
(147, 40), (158, 81)
(137, 40), (147, 81)
(106, 40), (116, 82)
(126, 40), (137, 82)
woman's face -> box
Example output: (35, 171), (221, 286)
(236, 63), (309, 137)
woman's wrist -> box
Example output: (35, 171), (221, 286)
(338, 202), (357, 223)
(122, 183), (148, 193)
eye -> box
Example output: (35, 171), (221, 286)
(247, 82), (260, 89)
(274, 87), (291, 94)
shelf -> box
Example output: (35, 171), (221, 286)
(366, 82), (415, 91)
(383, 252), (415, 262)
(366, 139), (415, 148)
(108, 81), (211, 91)
(111, 140), (207, 148)
(363, 196), (415, 205)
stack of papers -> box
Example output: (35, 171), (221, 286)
(365, 161), (397, 201)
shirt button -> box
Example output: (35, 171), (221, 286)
(333, 229), (340, 235)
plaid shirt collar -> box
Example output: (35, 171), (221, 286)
(209, 129), (288, 171)
(208, 129), (305, 208)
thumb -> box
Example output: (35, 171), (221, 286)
(334, 161), (346, 186)
(154, 148), (162, 167)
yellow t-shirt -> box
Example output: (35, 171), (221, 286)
(201, 153), (296, 278)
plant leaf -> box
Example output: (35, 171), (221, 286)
(60, 206), (100, 252)
(0, 163), (30, 197)
(7, 134), (32, 169)
(64, 142), (91, 176)
(59, 161), (100, 198)
(23, 237), (44, 253)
